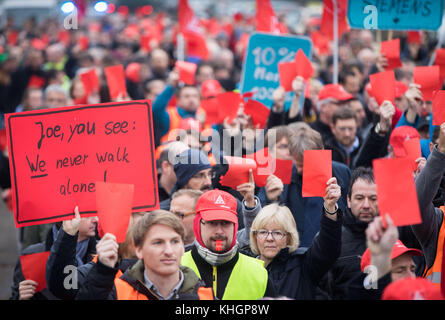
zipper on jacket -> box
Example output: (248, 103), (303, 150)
(212, 266), (217, 296)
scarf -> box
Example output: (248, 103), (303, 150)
(195, 240), (239, 266)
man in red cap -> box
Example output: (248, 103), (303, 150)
(181, 189), (277, 300)
(344, 215), (425, 300)
(388, 125), (421, 158)
(311, 83), (354, 144)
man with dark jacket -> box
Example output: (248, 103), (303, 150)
(324, 102), (393, 169)
(45, 207), (98, 300)
(258, 126), (351, 247)
(319, 167), (424, 299)
(181, 189), (276, 299)
(10, 226), (59, 300)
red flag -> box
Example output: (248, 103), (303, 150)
(256, 0), (282, 34)
(73, 0), (86, 21)
(178, 0), (209, 60)
(320, 0), (349, 41)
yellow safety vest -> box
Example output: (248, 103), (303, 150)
(181, 251), (268, 300)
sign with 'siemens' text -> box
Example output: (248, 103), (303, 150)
(6, 100), (159, 228)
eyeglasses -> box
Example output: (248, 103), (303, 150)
(171, 211), (195, 219)
(200, 220), (233, 229)
(254, 229), (287, 240)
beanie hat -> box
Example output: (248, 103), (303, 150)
(173, 149), (212, 190)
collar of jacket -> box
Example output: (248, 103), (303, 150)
(122, 259), (203, 299)
(342, 207), (369, 233)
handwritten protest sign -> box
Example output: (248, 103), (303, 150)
(6, 100), (159, 228)
(240, 32), (312, 110)
(348, 1), (443, 30)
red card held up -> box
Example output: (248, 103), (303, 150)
(433, 90), (445, 126)
(20, 251), (51, 293)
(246, 148), (293, 187)
(373, 158), (422, 227)
(294, 49), (314, 81)
(95, 181), (134, 243)
(278, 61), (297, 92)
(402, 138), (421, 171)
(104, 65), (127, 101)
(243, 99), (270, 129)
(200, 97), (221, 125)
(369, 71), (396, 105)
(80, 69), (100, 97)
(219, 156), (257, 190)
(175, 61), (197, 85)
(217, 92), (242, 124)
(302, 150), (332, 197)
(413, 66), (441, 101)
(434, 49), (445, 84)
(380, 39), (402, 71)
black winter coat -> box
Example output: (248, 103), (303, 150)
(265, 211), (343, 300)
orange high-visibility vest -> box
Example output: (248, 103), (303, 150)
(422, 206), (445, 286)
(113, 276), (214, 300)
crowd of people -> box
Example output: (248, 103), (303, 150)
(4, 1), (445, 301)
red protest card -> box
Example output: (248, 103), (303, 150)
(247, 148), (293, 187)
(20, 251), (50, 293)
(58, 30), (71, 47)
(0, 128), (6, 152)
(27, 75), (45, 89)
(175, 61), (197, 85)
(407, 31), (422, 44)
(31, 38), (46, 51)
(433, 90), (445, 125)
(294, 49), (314, 80)
(200, 97), (221, 125)
(413, 66), (441, 101)
(302, 150), (332, 197)
(381, 39), (402, 70)
(217, 92), (242, 124)
(373, 158), (422, 227)
(369, 71), (396, 105)
(278, 61), (297, 92)
(5, 100), (159, 228)
(80, 69), (100, 97)
(219, 156), (257, 190)
(95, 182), (134, 243)
(243, 99), (270, 129)
(403, 138), (421, 171)
(78, 35), (89, 51)
(434, 49), (445, 84)
(104, 65), (127, 101)
(8, 31), (18, 46)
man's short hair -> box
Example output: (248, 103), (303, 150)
(44, 84), (68, 100)
(132, 210), (185, 248)
(171, 189), (203, 208)
(288, 126), (324, 158)
(347, 166), (375, 198)
(177, 84), (200, 98)
(332, 106), (358, 126)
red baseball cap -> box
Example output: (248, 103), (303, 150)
(361, 240), (422, 272)
(195, 189), (238, 224)
(382, 277), (444, 300)
(318, 84), (354, 102)
(201, 79), (223, 99)
(125, 62), (141, 83)
(389, 126), (421, 157)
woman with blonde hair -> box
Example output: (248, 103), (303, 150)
(250, 177), (343, 300)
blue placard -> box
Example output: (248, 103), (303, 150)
(348, 0), (444, 30)
(240, 33), (313, 111)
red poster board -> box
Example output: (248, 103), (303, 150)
(6, 100), (159, 228)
